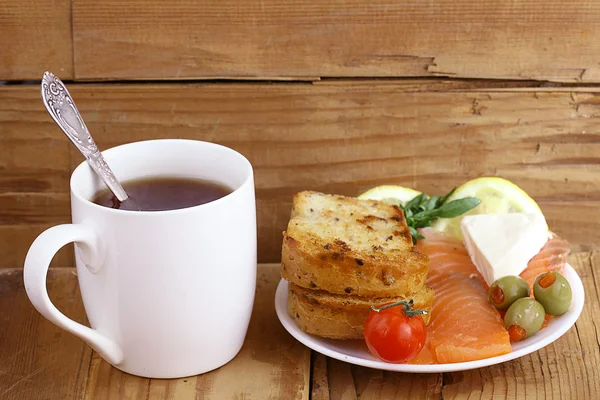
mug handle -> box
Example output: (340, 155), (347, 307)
(23, 224), (123, 365)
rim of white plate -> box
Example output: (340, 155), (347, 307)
(274, 263), (585, 373)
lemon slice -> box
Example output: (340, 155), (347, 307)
(357, 185), (422, 206)
(431, 177), (544, 239)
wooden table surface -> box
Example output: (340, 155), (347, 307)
(1, 256), (598, 400)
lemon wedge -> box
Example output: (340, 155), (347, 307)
(357, 185), (422, 206)
(431, 177), (544, 239)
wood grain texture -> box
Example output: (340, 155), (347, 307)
(0, 269), (91, 400)
(0, 86), (74, 267)
(0, 0), (73, 80)
(72, 0), (600, 82)
(311, 353), (330, 400)
(350, 366), (442, 400)
(85, 264), (310, 400)
(321, 359), (442, 400)
(2, 83), (600, 265)
(0, 225), (73, 270)
(316, 253), (600, 400)
(327, 359), (358, 400)
(0, 257), (598, 399)
(0, 92), (71, 194)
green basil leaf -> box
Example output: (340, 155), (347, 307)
(405, 193), (427, 211)
(422, 196), (440, 211)
(434, 197), (481, 218)
(417, 217), (434, 227)
(409, 210), (438, 221)
(439, 187), (457, 205)
(384, 187), (480, 244)
(408, 226), (424, 244)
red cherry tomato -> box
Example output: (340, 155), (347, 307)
(364, 302), (427, 363)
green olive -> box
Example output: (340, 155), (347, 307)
(504, 298), (545, 341)
(533, 271), (572, 316)
(488, 275), (531, 311)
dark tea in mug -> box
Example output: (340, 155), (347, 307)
(91, 177), (232, 211)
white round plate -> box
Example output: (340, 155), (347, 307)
(275, 264), (584, 373)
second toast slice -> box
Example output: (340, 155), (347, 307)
(288, 283), (434, 339)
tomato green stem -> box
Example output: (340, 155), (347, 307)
(370, 299), (429, 316)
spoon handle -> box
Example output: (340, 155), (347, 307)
(41, 72), (129, 202)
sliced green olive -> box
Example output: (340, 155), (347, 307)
(534, 272), (572, 316)
(504, 298), (545, 342)
(488, 275), (531, 311)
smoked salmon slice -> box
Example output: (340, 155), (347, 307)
(520, 233), (571, 326)
(415, 228), (512, 363)
(520, 233), (571, 290)
(411, 228), (570, 364)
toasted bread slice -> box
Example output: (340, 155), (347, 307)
(281, 191), (429, 297)
(288, 283), (434, 339)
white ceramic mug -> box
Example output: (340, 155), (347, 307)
(23, 139), (257, 378)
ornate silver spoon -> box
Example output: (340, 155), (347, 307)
(41, 72), (137, 209)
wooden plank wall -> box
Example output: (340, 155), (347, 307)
(3, 0), (600, 81)
(1, 0), (73, 80)
(69, 0), (600, 81)
(2, 0), (600, 267)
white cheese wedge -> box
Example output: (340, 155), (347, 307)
(460, 213), (549, 286)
